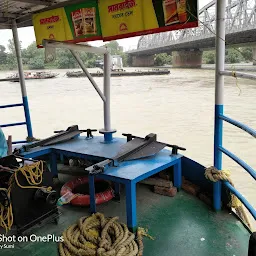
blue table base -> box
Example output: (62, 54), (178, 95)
(20, 136), (183, 232)
(88, 159), (182, 232)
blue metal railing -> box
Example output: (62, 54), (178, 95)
(219, 146), (256, 180)
(1, 21), (33, 144)
(224, 182), (256, 220)
(1, 122), (27, 128)
(0, 103), (29, 144)
(219, 114), (256, 138)
(0, 103), (24, 109)
(12, 140), (27, 144)
(215, 113), (256, 221)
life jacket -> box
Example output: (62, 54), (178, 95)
(0, 128), (7, 158)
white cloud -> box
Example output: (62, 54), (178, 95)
(0, 27), (35, 50)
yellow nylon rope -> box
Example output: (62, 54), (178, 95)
(231, 66), (242, 96)
(0, 161), (51, 232)
(205, 166), (251, 229)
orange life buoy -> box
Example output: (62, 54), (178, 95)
(60, 176), (114, 206)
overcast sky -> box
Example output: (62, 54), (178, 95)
(0, 0), (211, 51)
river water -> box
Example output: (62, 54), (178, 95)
(0, 68), (255, 228)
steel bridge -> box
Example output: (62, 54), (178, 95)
(129, 0), (256, 56)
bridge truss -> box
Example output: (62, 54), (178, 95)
(137, 0), (256, 51)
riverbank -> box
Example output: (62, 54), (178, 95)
(1, 63), (256, 73)
(202, 63), (256, 72)
(159, 63), (256, 72)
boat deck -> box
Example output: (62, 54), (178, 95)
(3, 180), (249, 256)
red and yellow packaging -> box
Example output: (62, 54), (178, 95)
(163, 0), (179, 25)
(176, 0), (188, 23)
(71, 8), (97, 37)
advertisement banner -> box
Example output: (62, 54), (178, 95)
(98, 0), (198, 41)
(33, 0), (198, 46)
(33, 8), (71, 46)
(64, 1), (102, 42)
(33, 0), (101, 47)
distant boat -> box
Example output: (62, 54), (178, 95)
(6, 71), (59, 82)
(66, 69), (170, 78)
(65, 55), (170, 77)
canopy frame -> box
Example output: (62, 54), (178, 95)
(43, 39), (116, 142)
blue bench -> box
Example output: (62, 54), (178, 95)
(20, 136), (182, 231)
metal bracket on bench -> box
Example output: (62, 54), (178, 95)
(86, 133), (186, 175)
(122, 133), (186, 155)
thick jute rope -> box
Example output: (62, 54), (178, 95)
(205, 166), (251, 229)
(59, 213), (145, 256)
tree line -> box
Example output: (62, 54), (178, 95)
(203, 47), (254, 64)
(0, 39), (254, 70)
(0, 40), (131, 70)
(154, 47), (255, 66)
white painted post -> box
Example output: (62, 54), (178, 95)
(43, 39), (116, 141)
(215, 0), (226, 106)
(213, 0), (227, 211)
(99, 51), (116, 142)
(103, 52), (111, 132)
(12, 19), (33, 138)
(12, 20), (26, 98)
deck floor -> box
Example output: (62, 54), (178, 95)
(2, 179), (250, 256)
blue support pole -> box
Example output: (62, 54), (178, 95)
(104, 132), (113, 142)
(125, 181), (137, 232)
(60, 154), (64, 163)
(214, 105), (223, 211)
(173, 159), (182, 191)
(23, 96), (33, 138)
(50, 152), (58, 177)
(89, 175), (96, 213)
(114, 182), (120, 200)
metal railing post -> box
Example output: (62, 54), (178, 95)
(44, 40), (116, 142)
(213, 0), (226, 211)
(12, 19), (33, 139)
(70, 50), (106, 102)
(103, 53), (111, 132)
(99, 52), (116, 142)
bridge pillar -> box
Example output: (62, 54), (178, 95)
(172, 50), (203, 68)
(253, 48), (256, 65)
(132, 55), (154, 67)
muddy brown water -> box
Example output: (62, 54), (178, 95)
(0, 67), (255, 229)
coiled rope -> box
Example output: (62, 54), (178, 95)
(205, 166), (251, 229)
(59, 213), (149, 256)
(0, 161), (50, 233)
(0, 187), (12, 233)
